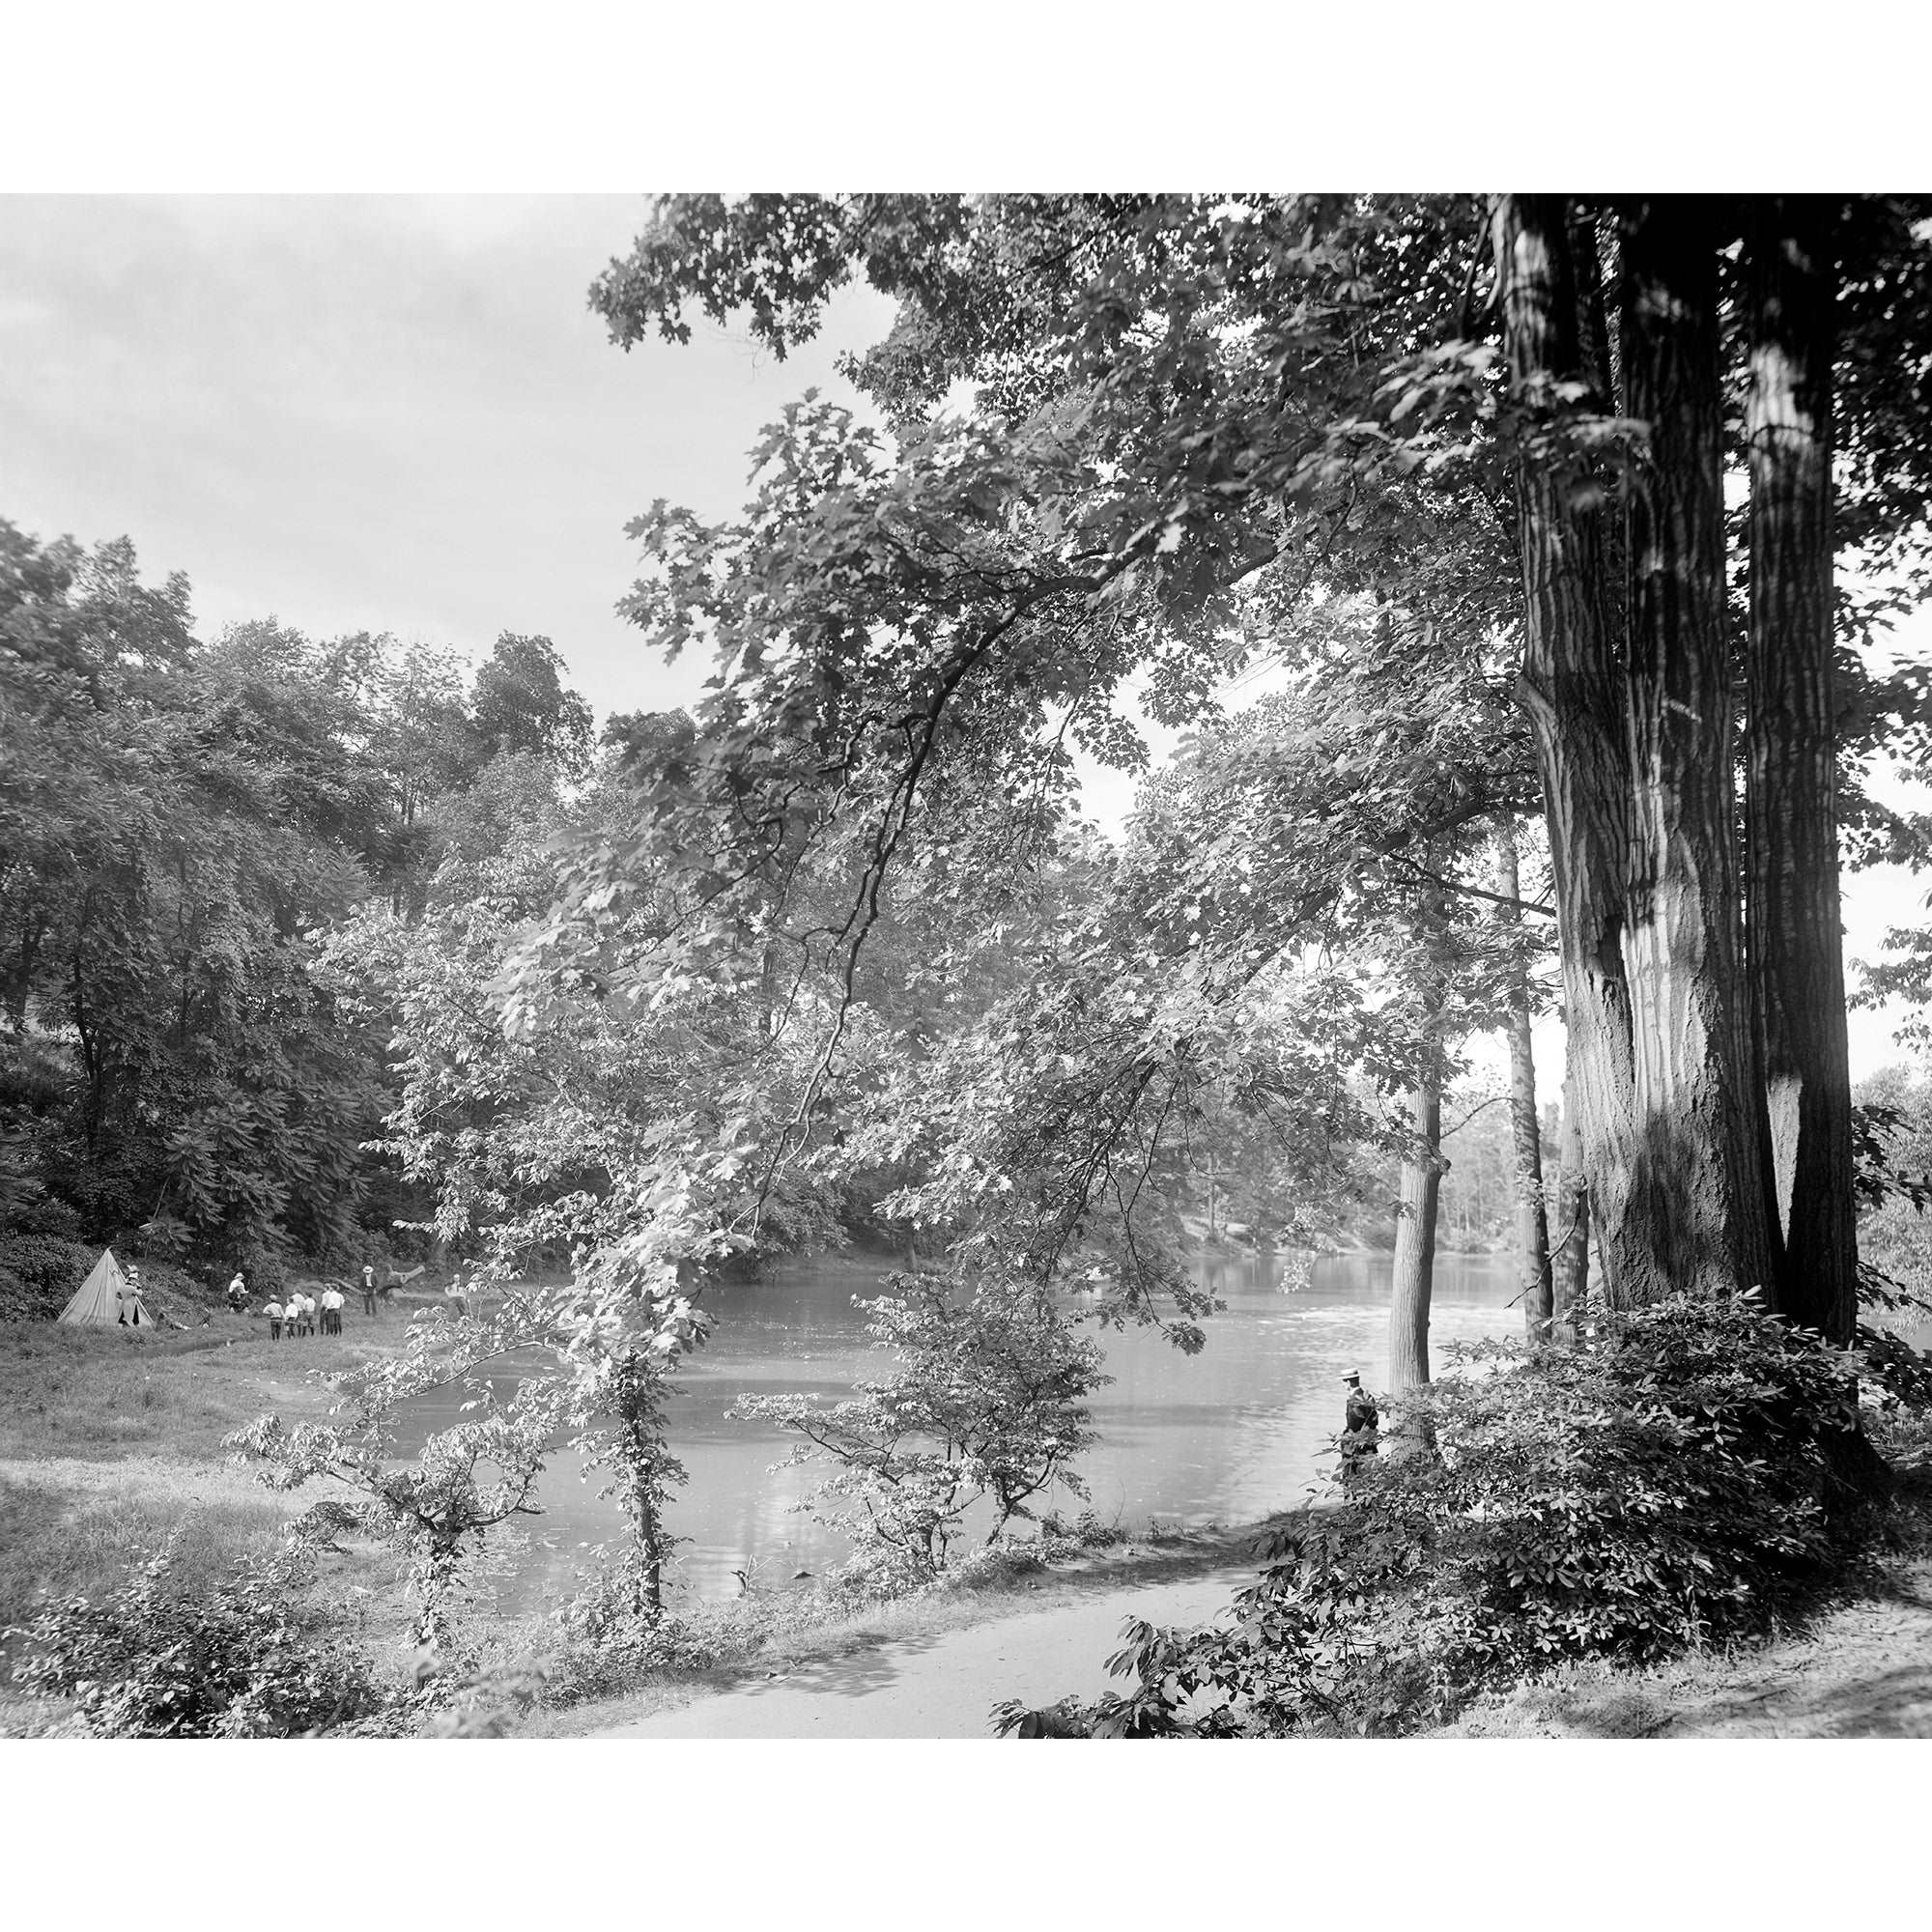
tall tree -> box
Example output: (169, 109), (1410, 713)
(1744, 196), (1859, 1343)
(1389, 876), (1447, 1390)
(1492, 196), (1649, 1306)
(579, 192), (1932, 1354)
(1618, 196), (1775, 1305)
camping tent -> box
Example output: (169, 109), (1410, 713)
(57, 1248), (149, 1328)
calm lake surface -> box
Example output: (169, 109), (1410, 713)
(396, 1249), (1520, 1608)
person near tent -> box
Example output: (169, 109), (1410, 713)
(320, 1285), (344, 1336)
(263, 1295), (284, 1341)
(57, 1250), (144, 1329)
(118, 1267), (147, 1328)
(359, 1263), (379, 1318)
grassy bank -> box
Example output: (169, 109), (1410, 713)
(0, 1319), (403, 1681)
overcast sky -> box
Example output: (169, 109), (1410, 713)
(0, 194), (895, 719)
(2, 193), (1924, 1079)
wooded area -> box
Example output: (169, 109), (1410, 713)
(8, 191), (1932, 1740)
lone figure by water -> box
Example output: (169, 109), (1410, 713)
(1341, 1371), (1378, 1482)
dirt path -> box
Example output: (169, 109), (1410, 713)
(592, 1567), (1249, 1739)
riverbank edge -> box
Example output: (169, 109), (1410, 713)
(535, 1438), (1932, 1743)
(514, 1522), (1275, 1738)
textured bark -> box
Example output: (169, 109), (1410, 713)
(1745, 197), (1860, 1345)
(1618, 197), (1776, 1306)
(1572, 206), (1618, 412)
(1493, 195), (1653, 1303)
(1550, 1065), (1591, 1346)
(1496, 821), (1552, 1339)
(1389, 885), (1445, 1392)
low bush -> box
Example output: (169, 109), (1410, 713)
(1027, 1296), (1900, 1739)
(0, 1236), (95, 1322)
(538, 1577), (722, 1707)
(6, 1533), (392, 1737)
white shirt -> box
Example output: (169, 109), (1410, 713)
(321, 1290), (344, 1310)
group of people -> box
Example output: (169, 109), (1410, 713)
(228, 1261), (441, 1339)
(255, 1284), (345, 1340)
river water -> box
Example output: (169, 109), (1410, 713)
(396, 1249), (1521, 1609)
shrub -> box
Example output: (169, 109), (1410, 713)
(538, 1575), (721, 1707)
(732, 1271), (1110, 1576)
(6, 1533), (391, 1737)
(0, 1236), (94, 1322)
(1051, 1295), (1895, 1739)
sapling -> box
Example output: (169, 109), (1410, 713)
(733, 1270), (1109, 1577)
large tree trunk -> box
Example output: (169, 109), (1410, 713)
(1389, 884), (1445, 1392)
(1493, 194), (1652, 1304)
(1496, 820), (1552, 1338)
(1744, 196), (1860, 1346)
(1618, 196), (1777, 1306)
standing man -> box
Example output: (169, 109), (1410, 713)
(264, 1294), (284, 1341)
(360, 1263), (379, 1319)
(1340, 1372), (1378, 1483)
(320, 1284), (344, 1336)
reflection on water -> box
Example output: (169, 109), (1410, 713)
(395, 1249), (1521, 1609)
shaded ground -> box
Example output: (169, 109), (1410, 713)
(1441, 1551), (1932, 1739)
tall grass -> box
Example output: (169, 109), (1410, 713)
(0, 1459), (293, 1634)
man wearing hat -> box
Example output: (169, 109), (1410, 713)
(1340, 1371), (1378, 1482)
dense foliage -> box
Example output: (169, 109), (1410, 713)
(1005, 1297), (1895, 1738)
(11, 195), (1932, 1735)
(0, 517), (602, 1285)
(7, 1536), (386, 1738)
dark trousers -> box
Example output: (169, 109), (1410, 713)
(270, 1319), (282, 1339)
(361, 1291), (377, 1316)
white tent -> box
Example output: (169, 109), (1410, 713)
(56, 1248), (150, 1328)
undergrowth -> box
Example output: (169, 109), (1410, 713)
(999, 1295), (1918, 1739)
